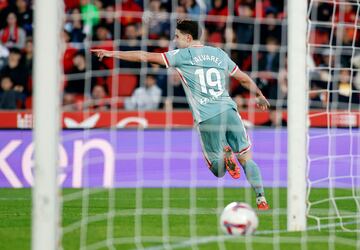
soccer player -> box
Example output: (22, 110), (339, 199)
(91, 20), (270, 210)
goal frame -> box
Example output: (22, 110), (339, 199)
(287, 0), (308, 231)
(32, 0), (62, 249)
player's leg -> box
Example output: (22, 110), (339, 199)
(236, 151), (269, 210)
(225, 109), (269, 210)
(197, 115), (230, 178)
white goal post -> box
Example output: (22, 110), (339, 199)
(32, 0), (62, 249)
(287, 0), (308, 231)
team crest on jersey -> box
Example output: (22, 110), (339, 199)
(169, 49), (180, 56)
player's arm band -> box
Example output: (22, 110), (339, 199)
(229, 66), (239, 76)
(162, 53), (170, 68)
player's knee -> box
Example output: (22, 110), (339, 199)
(237, 151), (252, 166)
(238, 158), (247, 166)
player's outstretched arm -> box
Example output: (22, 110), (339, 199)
(231, 68), (270, 110)
(90, 49), (166, 66)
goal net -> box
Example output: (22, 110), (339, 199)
(306, 0), (360, 233)
(30, 0), (360, 249)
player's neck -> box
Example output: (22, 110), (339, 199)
(189, 41), (203, 47)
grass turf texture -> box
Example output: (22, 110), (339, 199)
(0, 188), (358, 250)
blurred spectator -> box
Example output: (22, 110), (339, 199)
(0, 44), (9, 70)
(235, 3), (254, 44)
(335, 69), (352, 105)
(91, 24), (116, 71)
(119, 23), (141, 68)
(229, 48), (252, 73)
(24, 37), (32, 74)
(336, 4), (357, 23)
(80, 0), (100, 35)
(63, 93), (79, 111)
(278, 61), (287, 102)
(309, 83), (327, 109)
(121, 23), (141, 41)
(0, 47), (27, 94)
(257, 37), (280, 103)
(312, 48), (335, 90)
(260, 6), (281, 45)
(23, 37), (32, 94)
(93, 24), (112, 41)
(268, 0), (284, 16)
(62, 29), (79, 74)
(63, 51), (94, 111)
(309, 25), (331, 46)
(0, 76), (23, 109)
(317, 3), (333, 21)
(0, 12), (26, 49)
(143, 0), (170, 40)
(124, 74), (161, 110)
(85, 84), (111, 110)
(164, 72), (188, 109)
(100, 0), (114, 8)
(352, 54), (360, 92)
(259, 37), (280, 72)
(175, 4), (187, 19)
(179, 0), (203, 16)
(93, 0), (104, 10)
(65, 51), (90, 95)
(117, 0), (143, 27)
(64, 8), (86, 43)
(99, 5), (115, 38)
(206, 0), (228, 43)
(15, 0), (32, 36)
(331, 69), (359, 108)
(150, 34), (170, 54)
(153, 70), (167, 97)
(0, 0), (11, 28)
(309, 2), (333, 22)
(332, 27), (357, 67)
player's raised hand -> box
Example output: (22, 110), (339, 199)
(256, 95), (270, 110)
(90, 49), (113, 61)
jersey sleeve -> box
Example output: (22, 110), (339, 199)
(162, 49), (181, 68)
(223, 51), (239, 76)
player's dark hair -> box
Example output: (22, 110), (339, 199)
(176, 19), (202, 40)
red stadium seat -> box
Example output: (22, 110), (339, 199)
(63, 46), (78, 74)
(74, 94), (85, 111)
(64, 0), (80, 11)
(106, 73), (138, 97)
(27, 75), (33, 95)
(25, 96), (32, 110)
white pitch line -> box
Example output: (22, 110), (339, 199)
(140, 220), (360, 250)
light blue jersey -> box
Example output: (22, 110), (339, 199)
(163, 45), (239, 124)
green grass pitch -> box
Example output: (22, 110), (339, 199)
(0, 188), (359, 250)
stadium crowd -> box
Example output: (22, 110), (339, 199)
(0, 0), (359, 124)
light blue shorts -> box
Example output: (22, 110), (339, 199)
(197, 108), (251, 167)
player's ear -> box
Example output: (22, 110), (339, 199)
(187, 34), (192, 43)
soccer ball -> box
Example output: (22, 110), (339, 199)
(220, 202), (258, 236)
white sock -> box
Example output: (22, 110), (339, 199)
(256, 196), (267, 204)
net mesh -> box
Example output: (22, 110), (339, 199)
(306, 0), (360, 233)
(55, 0), (360, 249)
